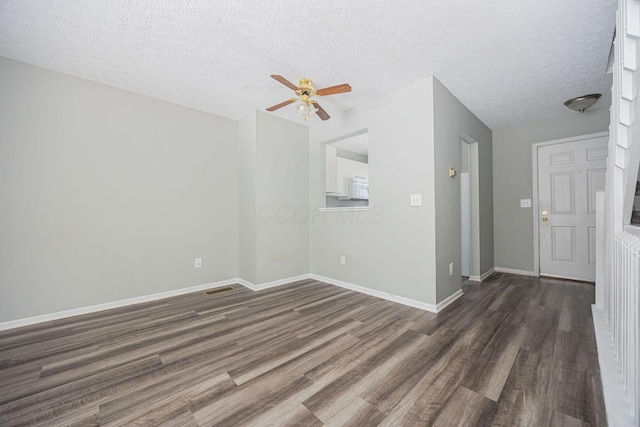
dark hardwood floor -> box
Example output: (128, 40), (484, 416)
(0, 274), (605, 426)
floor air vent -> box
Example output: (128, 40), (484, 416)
(205, 287), (234, 295)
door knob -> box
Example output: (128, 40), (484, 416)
(541, 210), (548, 222)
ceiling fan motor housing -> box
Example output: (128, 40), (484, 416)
(296, 78), (316, 99)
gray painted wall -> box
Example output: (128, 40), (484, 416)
(238, 111), (310, 285)
(492, 108), (610, 272)
(433, 78), (493, 301)
(309, 77), (438, 305)
(254, 111), (309, 284)
(238, 112), (257, 284)
(0, 57), (239, 322)
(0, 57), (500, 322)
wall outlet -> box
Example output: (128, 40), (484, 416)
(410, 194), (423, 206)
(195, 258), (202, 268)
(449, 262), (454, 276)
(340, 256), (346, 266)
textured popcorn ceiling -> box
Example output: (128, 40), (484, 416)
(0, 0), (616, 129)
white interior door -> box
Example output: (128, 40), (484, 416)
(537, 136), (607, 281)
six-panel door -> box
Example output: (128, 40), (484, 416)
(538, 136), (607, 282)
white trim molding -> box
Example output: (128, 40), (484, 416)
(436, 290), (464, 312)
(459, 131), (482, 280)
(469, 267), (496, 282)
(310, 274), (463, 313)
(592, 306), (635, 426)
(1, 272), (466, 331)
(237, 274), (312, 291)
(0, 278), (239, 331)
(593, 0), (640, 422)
(0, 275), (314, 331)
(494, 267), (537, 277)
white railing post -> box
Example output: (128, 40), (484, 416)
(597, 191), (606, 309)
(589, 0), (640, 424)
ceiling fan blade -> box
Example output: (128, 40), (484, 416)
(271, 75), (299, 91)
(316, 83), (352, 96)
(314, 102), (331, 121)
(266, 98), (296, 111)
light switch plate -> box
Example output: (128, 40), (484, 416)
(520, 199), (532, 208)
(410, 194), (422, 206)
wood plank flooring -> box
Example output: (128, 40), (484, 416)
(0, 274), (606, 426)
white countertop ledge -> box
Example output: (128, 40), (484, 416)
(318, 207), (372, 212)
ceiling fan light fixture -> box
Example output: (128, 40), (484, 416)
(295, 101), (309, 116)
(564, 94), (602, 113)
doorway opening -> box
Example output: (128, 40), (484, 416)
(323, 130), (369, 208)
(460, 133), (481, 280)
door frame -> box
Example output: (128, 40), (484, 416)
(459, 131), (481, 280)
(531, 131), (609, 277)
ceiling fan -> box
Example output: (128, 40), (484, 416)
(266, 75), (351, 121)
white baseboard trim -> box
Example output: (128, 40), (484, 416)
(310, 274), (437, 313)
(591, 305), (635, 426)
(237, 274), (312, 291)
(468, 268), (496, 282)
(494, 267), (537, 277)
(310, 274), (463, 313)
(0, 278), (239, 331)
(436, 289), (464, 311)
(0, 272), (465, 331)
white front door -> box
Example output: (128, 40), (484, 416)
(537, 136), (608, 282)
